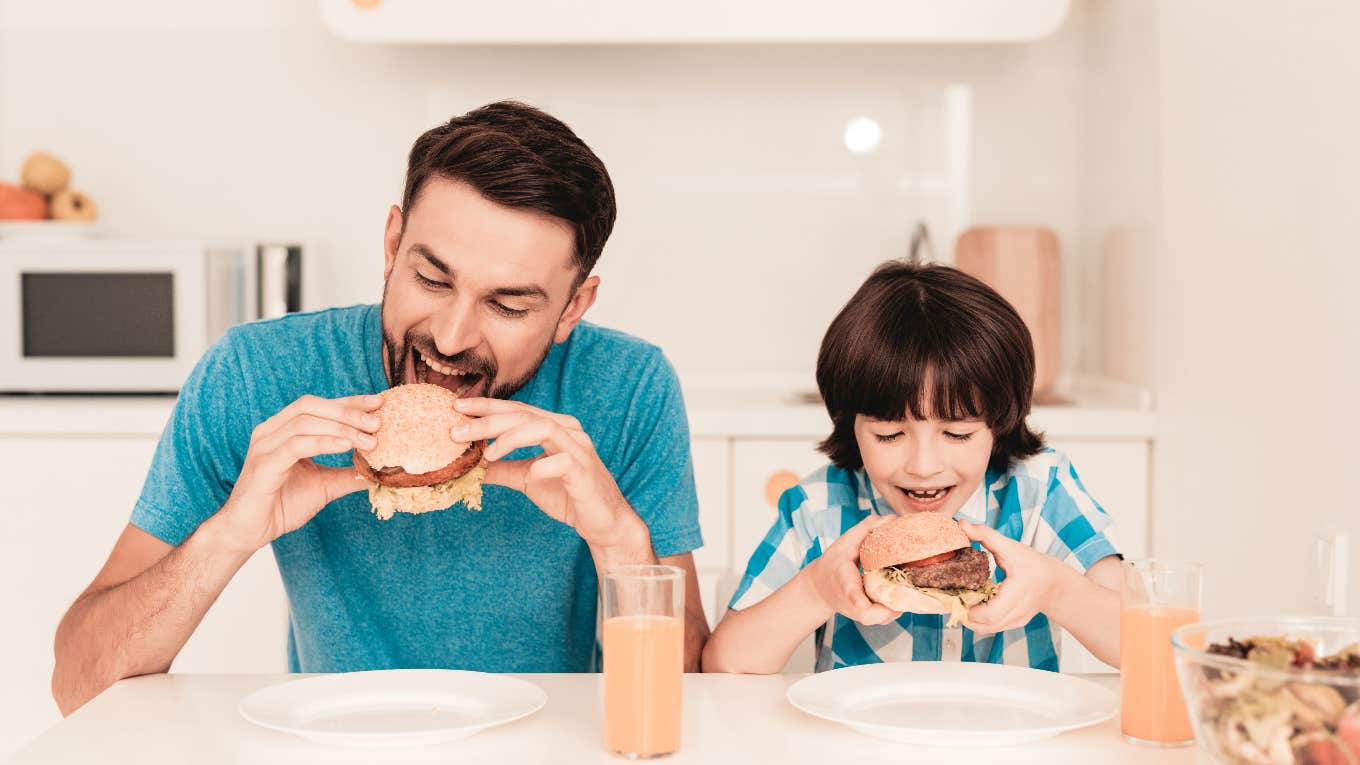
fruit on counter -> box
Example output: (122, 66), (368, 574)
(50, 189), (98, 222)
(0, 182), (49, 220)
(20, 151), (71, 195)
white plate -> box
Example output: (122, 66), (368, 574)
(238, 669), (547, 748)
(786, 662), (1117, 747)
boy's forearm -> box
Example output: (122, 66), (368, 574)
(51, 516), (251, 714)
(1043, 566), (1121, 668)
(704, 570), (832, 674)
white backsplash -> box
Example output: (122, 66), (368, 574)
(0, 0), (1147, 386)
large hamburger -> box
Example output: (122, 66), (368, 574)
(859, 513), (998, 627)
(352, 383), (487, 520)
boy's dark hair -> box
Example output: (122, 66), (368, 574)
(402, 100), (616, 278)
(816, 261), (1045, 472)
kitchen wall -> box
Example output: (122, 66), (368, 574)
(2, 0), (1353, 645)
(1146, 1), (1360, 618)
(0, 0), (1113, 387)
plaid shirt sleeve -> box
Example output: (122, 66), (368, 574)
(727, 484), (823, 611)
(1031, 451), (1120, 571)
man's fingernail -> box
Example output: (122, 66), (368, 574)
(452, 424), (469, 438)
(363, 415), (381, 429)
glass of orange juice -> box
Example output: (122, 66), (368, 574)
(1120, 558), (1203, 747)
(602, 564), (684, 759)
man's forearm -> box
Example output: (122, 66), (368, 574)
(51, 516), (251, 714)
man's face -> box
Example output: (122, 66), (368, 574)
(380, 177), (598, 398)
(854, 412), (995, 517)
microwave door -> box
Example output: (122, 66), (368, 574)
(0, 243), (208, 393)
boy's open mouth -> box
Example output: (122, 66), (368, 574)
(898, 485), (954, 509)
(412, 348), (484, 398)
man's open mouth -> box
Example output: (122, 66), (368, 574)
(412, 349), (484, 397)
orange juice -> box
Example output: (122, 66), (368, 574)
(603, 615), (683, 757)
(1121, 604), (1200, 743)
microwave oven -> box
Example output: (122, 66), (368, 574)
(0, 239), (302, 393)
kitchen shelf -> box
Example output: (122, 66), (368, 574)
(319, 0), (1070, 45)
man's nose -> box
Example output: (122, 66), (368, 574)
(430, 299), (482, 358)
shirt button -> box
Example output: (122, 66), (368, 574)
(944, 639), (958, 650)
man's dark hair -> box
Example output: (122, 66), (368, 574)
(816, 261), (1045, 472)
(402, 100), (616, 277)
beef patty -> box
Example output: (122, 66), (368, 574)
(894, 547), (992, 590)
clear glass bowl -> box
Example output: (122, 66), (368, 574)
(1172, 617), (1360, 765)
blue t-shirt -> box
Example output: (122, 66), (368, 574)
(131, 304), (703, 673)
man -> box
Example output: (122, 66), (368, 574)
(52, 101), (709, 714)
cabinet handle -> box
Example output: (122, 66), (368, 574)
(764, 471), (800, 508)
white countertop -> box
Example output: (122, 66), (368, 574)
(12, 673), (1200, 765)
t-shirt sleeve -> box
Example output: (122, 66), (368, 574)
(728, 485), (820, 611)
(1037, 452), (1120, 571)
(610, 351), (702, 559)
(130, 331), (251, 546)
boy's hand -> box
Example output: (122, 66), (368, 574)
(802, 515), (903, 626)
(960, 519), (1064, 633)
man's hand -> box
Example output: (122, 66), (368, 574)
(961, 519), (1063, 634)
(800, 515), (905, 626)
(213, 393), (383, 554)
(451, 398), (644, 548)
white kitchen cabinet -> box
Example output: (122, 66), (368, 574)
(0, 396), (1152, 756)
(729, 439), (829, 577)
(690, 437), (731, 572)
(320, 0), (1070, 44)
(0, 435), (287, 760)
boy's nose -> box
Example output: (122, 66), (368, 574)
(902, 444), (945, 480)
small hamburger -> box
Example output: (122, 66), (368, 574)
(859, 512), (998, 627)
(352, 383), (487, 520)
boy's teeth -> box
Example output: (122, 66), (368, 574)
(907, 488), (947, 499)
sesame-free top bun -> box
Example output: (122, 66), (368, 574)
(859, 512), (971, 571)
(352, 383), (484, 486)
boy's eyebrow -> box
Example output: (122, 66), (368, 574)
(408, 242), (549, 302)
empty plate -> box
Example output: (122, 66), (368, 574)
(786, 662), (1117, 746)
(238, 669), (547, 747)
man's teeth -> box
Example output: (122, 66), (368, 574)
(424, 356), (467, 377)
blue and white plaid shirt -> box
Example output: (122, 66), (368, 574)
(728, 448), (1120, 672)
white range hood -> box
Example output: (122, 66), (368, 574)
(319, 0), (1069, 44)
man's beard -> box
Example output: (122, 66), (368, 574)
(380, 304), (553, 402)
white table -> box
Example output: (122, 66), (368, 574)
(12, 673), (1205, 764)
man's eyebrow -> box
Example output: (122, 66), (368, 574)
(409, 243), (450, 274)
(491, 285), (550, 301)
(408, 243), (549, 302)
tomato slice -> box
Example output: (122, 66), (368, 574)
(904, 550), (958, 568)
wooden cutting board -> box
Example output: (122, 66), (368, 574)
(954, 226), (1060, 396)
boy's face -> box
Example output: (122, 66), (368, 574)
(380, 177), (598, 397)
(854, 413), (995, 517)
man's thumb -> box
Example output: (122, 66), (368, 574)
(321, 465), (369, 504)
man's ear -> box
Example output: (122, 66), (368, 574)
(553, 275), (600, 344)
(382, 205), (403, 280)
